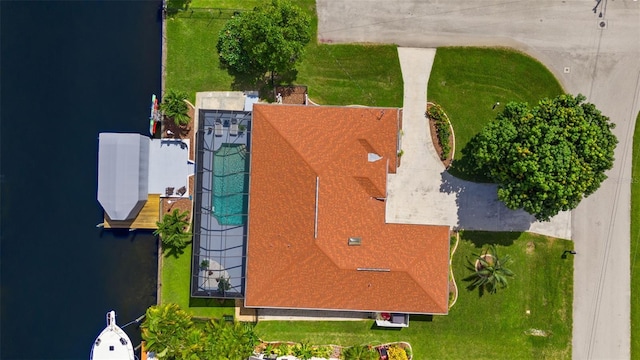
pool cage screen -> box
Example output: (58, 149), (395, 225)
(191, 109), (252, 298)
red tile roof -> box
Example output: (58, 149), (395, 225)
(246, 104), (450, 314)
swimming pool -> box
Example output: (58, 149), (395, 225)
(212, 144), (249, 225)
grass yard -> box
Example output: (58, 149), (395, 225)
(256, 231), (573, 359)
(631, 110), (640, 357)
(427, 47), (564, 181)
(298, 43), (402, 107)
(161, 243), (235, 318)
(165, 0), (403, 106)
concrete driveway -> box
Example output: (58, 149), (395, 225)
(318, 1), (640, 359)
(387, 47), (571, 239)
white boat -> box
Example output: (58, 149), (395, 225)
(90, 310), (135, 360)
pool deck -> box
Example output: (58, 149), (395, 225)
(193, 108), (252, 295)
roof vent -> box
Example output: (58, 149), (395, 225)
(368, 153), (382, 162)
(348, 237), (361, 246)
(357, 268), (391, 272)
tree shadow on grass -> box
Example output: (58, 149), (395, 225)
(409, 314), (433, 322)
(370, 323), (402, 331)
(227, 66), (300, 103)
(464, 281), (489, 298)
(460, 231), (523, 247)
(189, 297), (235, 308)
(162, 242), (188, 258)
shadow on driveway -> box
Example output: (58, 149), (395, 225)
(439, 171), (537, 233)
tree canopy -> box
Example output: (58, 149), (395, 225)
(466, 93), (617, 221)
(141, 303), (259, 359)
(216, 0), (311, 79)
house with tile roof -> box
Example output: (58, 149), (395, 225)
(243, 104), (451, 315)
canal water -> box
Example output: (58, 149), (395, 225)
(0, 1), (161, 358)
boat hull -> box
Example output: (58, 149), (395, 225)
(150, 94), (160, 136)
(90, 311), (135, 360)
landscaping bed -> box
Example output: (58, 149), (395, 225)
(426, 102), (454, 168)
(275, 85), (308, 105)
(255, 341), (413, 360)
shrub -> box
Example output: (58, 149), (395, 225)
(293, 342), (314, 360)
(154, 209), (191, 251)
(199, 259), (209, 269)
(263, 343), (279, 356)
(313, 345), (333, 358)
(280, 344), (295, 356)
(427, 104), (452, 160)
(341, 345), (377, 360)
(160, 89), (190, 126)
(388, 345), (409, 360)
(404, 345), (412, 358)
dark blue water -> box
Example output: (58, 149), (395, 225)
(1, 1), (161, 358)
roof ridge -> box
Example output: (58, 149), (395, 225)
(405, 266), (449, 314)
(253, 104), (319, 175)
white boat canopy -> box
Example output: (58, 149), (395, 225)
(97, 133), (150, 221)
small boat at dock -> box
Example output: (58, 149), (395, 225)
(90, 310), (135, 360)
(149, 94), (160, 136)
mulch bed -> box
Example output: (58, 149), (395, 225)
(426, 103), (454, 168)
(162, 102), (196, 161)
(160, 198), (192, 220)
(275, 85), (307, 105)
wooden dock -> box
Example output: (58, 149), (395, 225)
(103, 194), (160, 230)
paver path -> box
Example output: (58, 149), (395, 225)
(387, 48), (571, 239)
(318, 2), (640, 358)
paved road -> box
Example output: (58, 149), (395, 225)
(318, 1), (640, 359)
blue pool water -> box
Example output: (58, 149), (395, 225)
(213, 144), (249, 225)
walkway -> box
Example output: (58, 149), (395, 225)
(386, 47), (571, 239)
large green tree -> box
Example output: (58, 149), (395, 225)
(216, 0), (311, 80)
(141, 304), (259, 359)
(466, 93), (617, 221)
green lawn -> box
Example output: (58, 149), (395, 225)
(161, 244), (235, 318)
(256, 232), (573, 359)
(165, 3), (574, 357)
(166, 0), (403, 106)
(631, 110), (640, 357)
(427, 47), (564, 180)
(298, 43), (402, 107)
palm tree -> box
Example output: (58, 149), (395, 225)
(140, 303), (194, 358)
(217, 276), (231, 294)
(160, 89), (190, 126)
(154, 209), (191, 251)
(204, 318), (259, 359)
(463, 244), (514, 294)
(341, 345), (378, 360)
